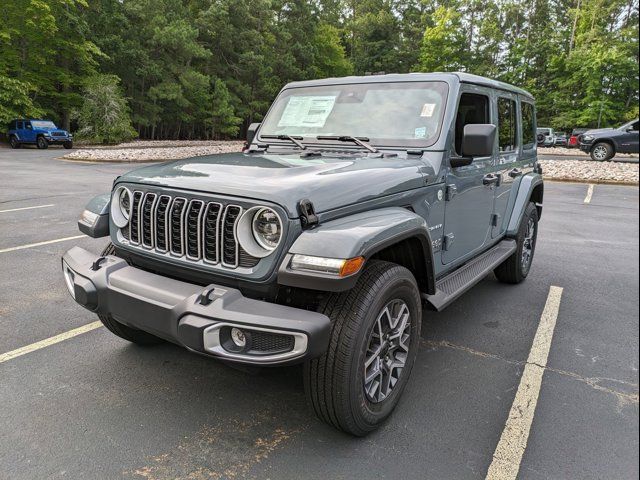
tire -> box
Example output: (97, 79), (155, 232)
(63, 141), (73, 149)
(304, 260), (422, 436)
(590, 142), (614, 161)
(9, 136), (20, 149)
(494, 202), (539, 284)
(96, 242), (163, 345)
(36, 136), (49, 149)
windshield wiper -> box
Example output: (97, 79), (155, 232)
(316, 135), (378, 153)
(261, 134), (307, 150)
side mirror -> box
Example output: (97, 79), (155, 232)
(246, 122), (261, 145)
(461, 124), (496, 157)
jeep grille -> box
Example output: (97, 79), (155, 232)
(124, 191), (259, 269)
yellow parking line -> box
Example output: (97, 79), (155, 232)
(0, 235), (86, 254)
(0, 204), (55, 213)
(0, 321), (103, 364)
(485, 286), (563, 480)
(583, 184), (595, 204)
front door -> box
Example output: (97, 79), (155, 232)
(619, 120), (639, 153)
(442, 88), (496, 264)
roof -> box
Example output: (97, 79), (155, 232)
(284, 72), (533, 99)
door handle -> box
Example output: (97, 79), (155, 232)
(483, 173), (500, 186)
(508, 168), (523, 178)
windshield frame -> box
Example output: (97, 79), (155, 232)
(258, 81), (450, 149)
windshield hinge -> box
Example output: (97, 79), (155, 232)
(298, 199), (319, 229)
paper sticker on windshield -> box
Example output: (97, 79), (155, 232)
(278, 96), (336, 128)
(420, 103), (436, 117)
(414, 127), (427, 138)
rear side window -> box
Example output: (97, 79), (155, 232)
(521, 102), (535, 149)
(498, 97), (518, 152)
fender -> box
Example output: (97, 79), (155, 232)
(505, 173), (543, 237)
(78, 193), (110, 238)
(278, 207), (435, 293)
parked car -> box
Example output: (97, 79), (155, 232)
(567, 128), (589, 148)
(580, 118), (639, 161)
(536, 128), (554, 147)
(554, 132), (568, 146)
(7, 119), (73, 149)
(62, 72), (543, 436)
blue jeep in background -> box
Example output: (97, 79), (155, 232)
(7, 119), (73, 149)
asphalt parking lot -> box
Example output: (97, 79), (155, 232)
(1, 148), (638, 479)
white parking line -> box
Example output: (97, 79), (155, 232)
(0, 204), (55, 213)
(0, 321), (103, 364)
(0, 235), (86, 254)
(485, 286), (563, 480)
(583, 184), (595, 204)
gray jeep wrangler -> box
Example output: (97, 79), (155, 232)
(62, 72), (543, 436)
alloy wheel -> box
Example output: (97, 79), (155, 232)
(364, 299), (411, 403)
(592, 145), (608, 161)
(521, 217), (536, 270)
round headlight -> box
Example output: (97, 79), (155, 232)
(236, 206), (283, 258)
(110, 186), (132, 228)
(252, 208), (282, 250)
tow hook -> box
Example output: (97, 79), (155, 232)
(91, 256), (107, 271)
(197, 287), (216, 306)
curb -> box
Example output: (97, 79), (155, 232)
(544, 177), (639, 186)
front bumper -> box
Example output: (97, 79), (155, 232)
(61, 247), (330, 365)
(579, 143), (592, 153)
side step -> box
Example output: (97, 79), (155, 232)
(424, 239), (517, 311)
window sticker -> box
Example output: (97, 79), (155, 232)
(278, 96), (337, 128)
(414, 127), (427, 138)
(420, 103), (436, 117)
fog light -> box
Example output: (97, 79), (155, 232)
(230, 327), (247, 348)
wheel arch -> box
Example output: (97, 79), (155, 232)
(277, 207), (436, 294)
(505, 173), (544, 236)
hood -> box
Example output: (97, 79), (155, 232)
(117, 151), (432, 217)
(38, 127), (68, 134)
(583, 127), (615, 135)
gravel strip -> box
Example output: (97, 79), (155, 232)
(63, 141), (244, 162)
(539, 146), (638, 158)
(540, 159), (638, 185)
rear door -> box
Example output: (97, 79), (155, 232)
(442, 86), (496, 264)
(492, 97), (536, 237)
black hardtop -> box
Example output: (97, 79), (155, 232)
(284, 72), (534, 99)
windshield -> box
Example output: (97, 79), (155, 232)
(31, 120), (57, 129)
(259, 81), (449, 148)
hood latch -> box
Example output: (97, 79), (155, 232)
(298, 199), (319, 229)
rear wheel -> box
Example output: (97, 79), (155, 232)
(494, 202), (538, 284)
(590, 142), (614, 161)
(36, 136), (49, 149)
(9, 136), (20, 149)
(304, 260), (422, 436)
(97, 242), (163, 345)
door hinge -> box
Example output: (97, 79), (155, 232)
(491, 213), (500, 227)
(445, 184), (457, 201)
(298, 198), (319, 229)
(443, 233), (455, 251)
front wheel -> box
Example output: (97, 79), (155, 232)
(304, 260), (422, 436)
(36, 136), (49, 149)
(590, 142), (614, 161)
(494, 202), (539, 284)
(63, 141), (73, 149)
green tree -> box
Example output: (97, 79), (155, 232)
(74, 74), (137, 144)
